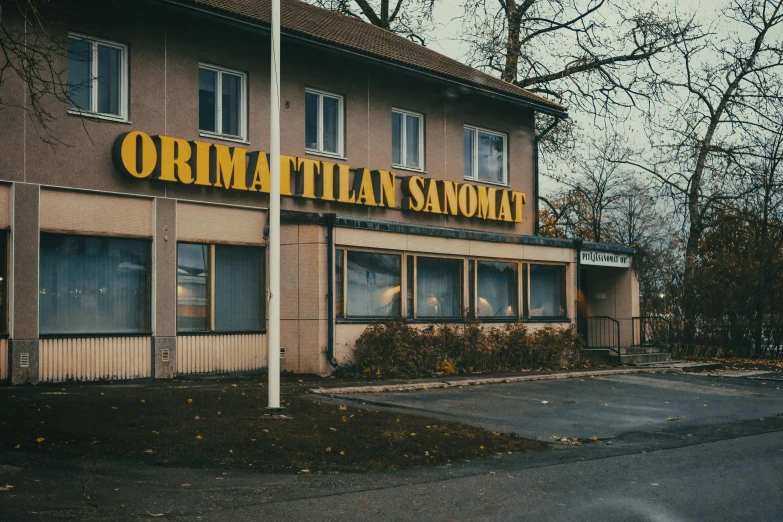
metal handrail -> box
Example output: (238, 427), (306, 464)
(632, 316), (672, 352)
(579, 316), (621, 356)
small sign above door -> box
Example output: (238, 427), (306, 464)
(581, 250), (631, 268)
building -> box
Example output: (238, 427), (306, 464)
(0, 0), (639, 384)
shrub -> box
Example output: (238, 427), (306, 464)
(350, 320), (584, 378)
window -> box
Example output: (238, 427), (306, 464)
(0, 233), (6, 335)
(199, 64), (247, 141)
(336, 249), (401, 318)
(529, 264), (567, 318)
(392, 109), (424, 170)
(39, 234), (150, 335)
(67, 34), (128, 120)
(464, 125), (507, 184)
(414, 256), (463, 318)
(177, 243), (263, 333)
(305, 88), (344, 156)
(477, 261), (517, 318)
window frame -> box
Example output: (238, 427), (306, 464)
(198, 63), (248, 143)
(176, 241), (265, 334)
(38, 232), (152, 338)
(463, 124), (509, 186)
(305, 87), (345, 158)
(66, 32), (129, 123)
(391, 107), (425, 172)
(334, 247), (403, 321)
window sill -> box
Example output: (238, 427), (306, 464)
(463, 176), (510, 188)
(176, 330), (267, 336)
(39, 332), (152, 339)
(67, 109), (130, 124)
(304, 149), (346, 161)
(392, 164), (426, 175)
(198, 131), (249, 145)
(523, 317), (571, 323)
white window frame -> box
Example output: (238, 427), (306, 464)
(391, 108), (425, 172)
(66, 33), (129, 123)
(198, 63), (248, 143)
(464, 124), (509, 186)
(305, 88), (345, 158)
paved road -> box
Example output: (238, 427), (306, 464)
(1, 372), (782, 521)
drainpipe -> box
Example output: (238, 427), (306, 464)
(325, 213), (338, 368)
(574, 238), (584, 337)
(533, 117), (560, 236)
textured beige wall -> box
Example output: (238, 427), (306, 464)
(177, 202), (266, 245)
(0, 185), (10, 229)
(40, 189), (153, 237)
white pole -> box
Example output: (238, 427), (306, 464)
(267, 0), (282, 413)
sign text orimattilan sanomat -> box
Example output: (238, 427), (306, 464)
(113, 131), (527, 223)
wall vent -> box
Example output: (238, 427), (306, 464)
(20, 352), (30, 368)
(161, 348), (170, 362)
(280, 347), (286, 359)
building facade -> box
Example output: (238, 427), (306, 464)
(0, 0), (638, 384)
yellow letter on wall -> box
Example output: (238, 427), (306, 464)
(477, 186), (497, 220)
(512, 191), (526, 223)
(213, 145), (248, 191)
(157, 136), (193, 183)
(113, 131), (157, 179)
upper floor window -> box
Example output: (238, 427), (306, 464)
(464, 125), (507, 185)
(199, 64), (247, 141)
(392, 108), (424, 171)
(67, 34), (128, 121)
(305, 88), (344, 157)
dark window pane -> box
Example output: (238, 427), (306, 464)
(416, 257), (462, 318)
(0, 234), (6, 334)
(477, 261), (517, 317)
(177, 243), (210, 332)
(199, 68), (217, 132)
(391, 111), (402, 165)
(322, 95), (340, 154)
(346, 251), (401, 317)
(67, 38), (92, 111)
(406, 256), (414, 318)
(529, 264), (566, 317)
(305, 92), (319, 149)
(463, 128), (474, 178)
(39, 234), (150, 335)
(477, 131), (504, 183)
(214, 245), (262, 332)
(97, 44), (121, 115)
(405, 114), (420, 168)
(335, 249), (344, 318)
(221, 72), (241, 136)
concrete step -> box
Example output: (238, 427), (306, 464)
(620, 352), (672, 365)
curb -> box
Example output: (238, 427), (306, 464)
(309, 367), (686, 395)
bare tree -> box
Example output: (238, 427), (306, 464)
(310, 0), (436, 43)
(0, 0), (75, 146)
(460, 0), (701, 118)
(620, 0), (783, 342)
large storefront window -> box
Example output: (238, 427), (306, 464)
(529, 264), (567, 318)
(337, 250), (401, 318)
(39, 234), (150, 335)
(477, 261), (517, 318)
(177, 243), (264, 333)
(416, 256), (463, 318)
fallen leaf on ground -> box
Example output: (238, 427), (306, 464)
(591, 436), (599, 441)
(651, 483), (659, 486)
(143, 449), (153, 454)
(181, 484), (191, 487)
(140, 399), (146, 403)
(146, 512), (164, 517)
(300, 469), (310, 473)
(668, 417), (681, 422)
(36, 437), (44, 443)
(338, 406), (347, 411)
(339, 450), (345, 455)
(0, 484), (13, 491)
(325, 447), (332, 452)
(187, 399), (193, 403)
(195, 434), (202, 440)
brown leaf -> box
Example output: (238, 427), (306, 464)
(0, 484), (13, 492)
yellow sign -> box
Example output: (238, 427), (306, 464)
(112, 131), (526, 223)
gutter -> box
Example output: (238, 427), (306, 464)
(325, 213), (338, 368)
(533, 117), (561, 236)
(154, 0), (568, 119)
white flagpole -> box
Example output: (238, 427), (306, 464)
(267, 0), (283, 414)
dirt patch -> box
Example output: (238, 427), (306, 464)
(0, 381), (546, 473)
